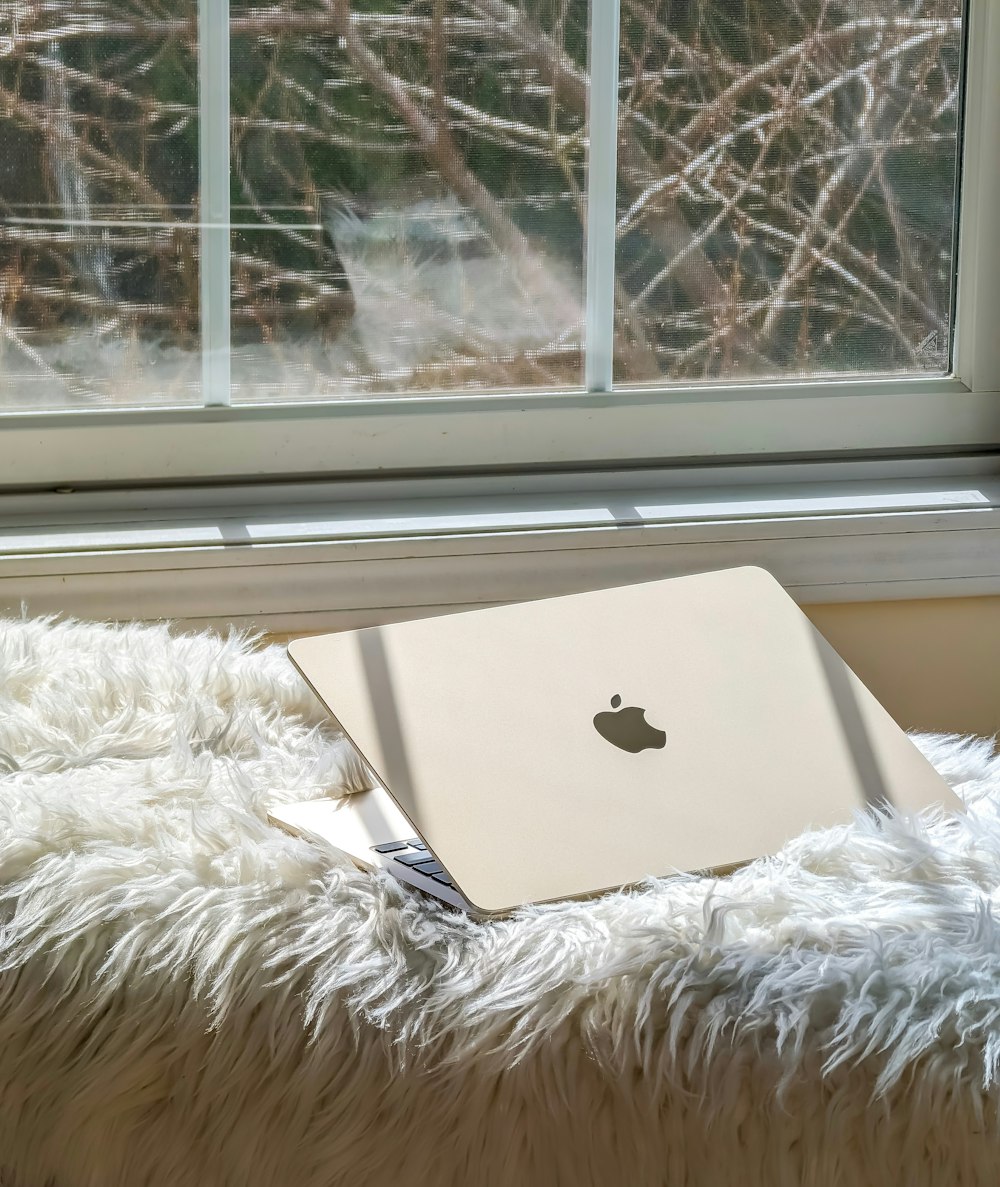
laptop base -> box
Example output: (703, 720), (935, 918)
(268, 790), (474, 912)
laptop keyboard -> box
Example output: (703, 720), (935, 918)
(371, 838), (454, 887)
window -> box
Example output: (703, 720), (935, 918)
(0, 0), (996, 487)
(615, 1), (962, 384)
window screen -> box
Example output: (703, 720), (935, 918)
(0, 0), (964, 409)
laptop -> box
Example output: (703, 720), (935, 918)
(270, 566), (961, 918)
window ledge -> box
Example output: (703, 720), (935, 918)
(2, 458), (999, 631)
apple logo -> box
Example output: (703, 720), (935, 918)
(593, 694), (667, 753)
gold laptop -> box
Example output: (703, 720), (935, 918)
(271, 566), (961, 918)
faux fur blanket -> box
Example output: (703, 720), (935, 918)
(1, 616), (999, 1187)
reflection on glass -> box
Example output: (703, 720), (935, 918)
(0, 1), (201, 409)
(229, 0), (586, 401)
(0, 1), (965, 411)
(614, 0), (963, 384)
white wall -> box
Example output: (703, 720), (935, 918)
(804, 598), (1000, 738)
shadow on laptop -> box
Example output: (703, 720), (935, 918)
(812, 631), (894, 813)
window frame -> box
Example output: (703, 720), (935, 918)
(5, 453), (1000, 629)
(0, 0), (995, 492)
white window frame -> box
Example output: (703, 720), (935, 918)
(0, 0), (994, 491)
(1, 1), (998, 629)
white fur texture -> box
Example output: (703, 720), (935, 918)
(1, 616), (999, 1186)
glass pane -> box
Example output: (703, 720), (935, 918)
(229, 0), (586, 402)
(0, 1), (201, 410)
(615, 1), (963, 384)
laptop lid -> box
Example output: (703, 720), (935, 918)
(288, 566), (961, 915)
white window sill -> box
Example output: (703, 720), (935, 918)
(2, 456), (999, 631)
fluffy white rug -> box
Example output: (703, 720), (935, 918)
(1, 616), (999, 1187)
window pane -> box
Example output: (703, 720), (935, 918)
(615, 1), (963, 384)
(0, 1), (201, 409)
(229, 0), (586, 402)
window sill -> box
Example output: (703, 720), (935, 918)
(2, 456), (999, 631)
